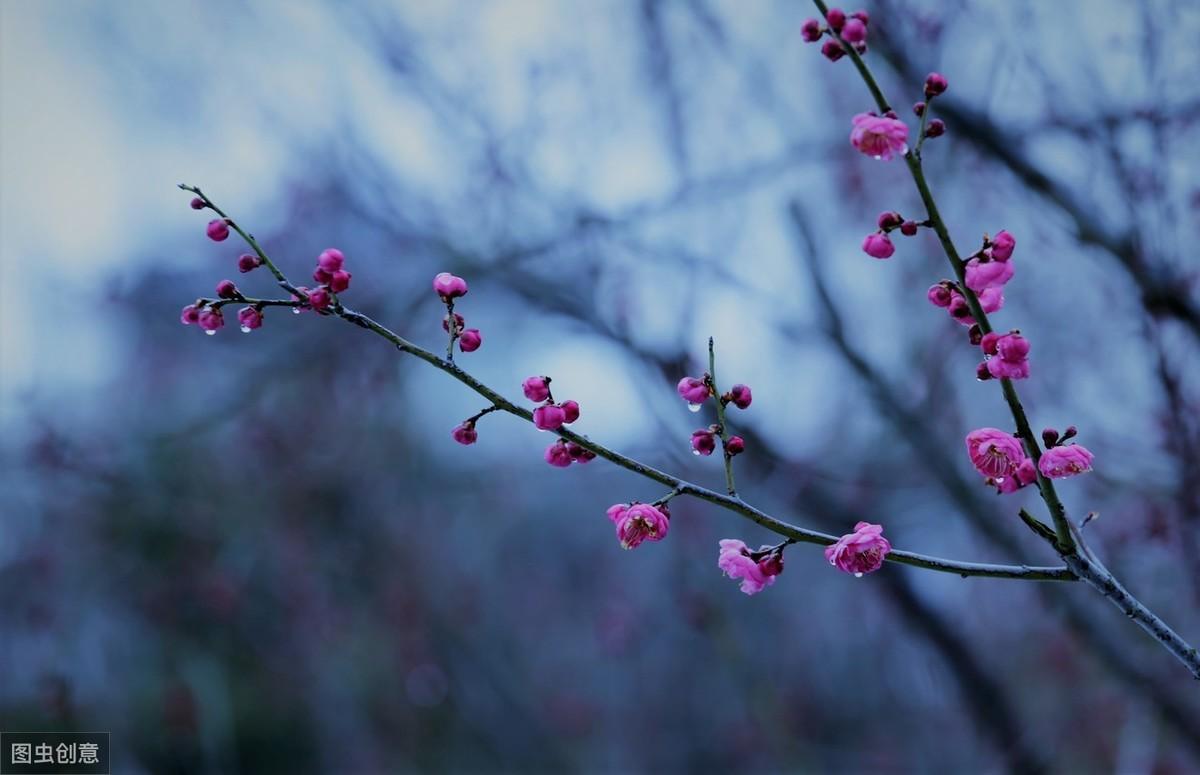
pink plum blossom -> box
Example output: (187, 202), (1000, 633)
(545, 440), (573, 467)
(994, 458), (1037, 494)
(965, 428), (1026, 479)
(612, 503), (670, 549)
(821, 40), (846, 61)
(825, 522), (892, 576)
(862, 232), (895, 259)
(561, 400), (580, 424)
(965, 258), (1014, 291)
(237, 254), (261, 273)
(317, 248), (344, 272)
(727, 384), (752, 409)
(433, 272), (468, 300)
(800, 18), (821, 42)
(850, 113), (909, 160)
(206, 219), (230, 241)
(180, 305), (201, 325)
(927, 283), (953, 308)
(717, 539), (781, 595)
(1039, 445), (1094, 479)
(677, 376), (711, 404)
(924, 72), (948, 98)
(452, 423), (478, 445)
(197, 308), (224, 333)
(458, 329), (482, 352)
(523, 376), (551, 403)
(726, 436), (745, 456)
(989, 231), (1016, 261)
(329, 270), (351, 293)
(691, 429), (717, 456)
(237, 306), (263, 331)
(216, 279), (238, 299)
(533, 404), (567, 431)
(841, 18), (866, 44)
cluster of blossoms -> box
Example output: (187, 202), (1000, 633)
(926, 231), (1016, 328)
(292, 248), (353, 313)
(718, 540), (785, 595)
(800, 7), (871, 61)
(676, 376), (751, 457)
(434, 273), (482, 353)
(863, 210), (925, 259)
(977, 330), (1030, 380)
(966, 426), (1093, 494)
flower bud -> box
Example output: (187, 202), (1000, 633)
(328, 270), (351, 293)
(560, 400), (580, 424)
(237, 306), (263, 331)
(180, 305), (201, 325)
(206, 219), (230, 241)
(800, 18), (822, 42)
(1042, 428), (1060, 448)
(545, 440), (574, 468)
(925, 119), (946, 138)
(727, 384), (752, 409)
(533, 404), (567, 431)
(849, 10), (869, 24)
(726, 436), (745, 456)
(216, 279), (238, 299)
(313, 267), (333, 285)
(841, 18), (866, 44)
(691, 429), (717, 456)
(677, 376), (711, 405)
(924, 72), (948, 98)
(1061, 425), (1078, 442)
(458, 328), (482, 352)
(433, 272), (468, 300)
(825, 7), (846, 31)
(975, 362), (992, 381)
(821, 39), (846, 61)
(758, 551), (784, 577)
(862, 232), (895, 259)
(308, 287), (332, 311)
(198, 308), (224, 333)
(899, 220), (919, 236)
(968, 324), (983, 346)
(237, 254), (262, 273)
(523, 376), (551, 402)
(980, 331), (1000, 355)
(913, 101), (926, 117)
(317, 248), (345, 273)
(189, 197), (206, 210)
(877, 211), (903, 230)
(989, 230), (1016, 261)
(926, 283), (952, 308)
(452, 423), (478, 445)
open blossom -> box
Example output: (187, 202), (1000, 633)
(850, 113), (909, 161)
(718, 540), (782, 595)
(965, 258), (1014, 291)
(608, 503), (670, 549)
(825, 522), (891, 576)
(994, 458), (1037, 494)
(677, 376), (711, 404)
(523, 376), (551, 402)
(989, 230), (1016, 261)
(966, 428), (1026, 479)
(862, 232), (895, 259)
(1039, 445), (1094, 479)
(433, 272), (468, 300)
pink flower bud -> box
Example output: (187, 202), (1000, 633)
(850, 10), (869, 24)
(995, 458), (1037, 494)
(965, 428), (1026, 479)
(443, 313), (465, 333)
(841, 17), (866, 44)
(925, 119), (946, 138)
(458, 329), (482, 352)
(566, 442), (596, 463)
(615, 503), (670, 549)
(980, 331), (1000, 355)
(313, 267), (333, 285)
(237, 254), (262, 273)
(968, 324), (984, 346)
(308, 288), (332, 311)
(821, 39), (846, 61)
(986, 356), (1029, 380)
(691, 429), (717, 456)
(560, 400), (580, 424)
(216, 279), (238, 299)
(726, 436), (745, 456)
(824, 522), (891, 576)
(545, 440), (573, 468)
(522, 376), (551, 402)
(206, 219), (230, 241)
(1042, 428), (1060, 448)
(718, 539), (777, 595)
(862, 232), (895, 259)
(800, 18), (822, 42)
(825, 7), (846, 30)
(965, 257), (1014, 291)
(180, 305), (201, 325)
(978, 287), (1004, 313)
(989, 230), (1016, 261)
(533, 404), (567, 431)
(677, 376), (711, 405)
(1038, 444), (1094, 479)
(452, 423), (478, 445)
(975, 361), (992, 381)
(899, 220), (919, 236)
(877, 211), (903, 230)
(850, 113), (909, 160)
(913, 101), (926, 117)
(317, 248), (345, 272)
(727, 383), (752, 409)
(328, 270), (351, 293)
(237, 306), (263, 331)
(927, 283), (953, 308)
(996, 332), (1030, 362)
(924, 72), (948, 98)
(198, 308), (224, 333)
(433, 272), (468, 300)
(189, 197), (206, 210)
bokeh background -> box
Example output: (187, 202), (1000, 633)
(3, 0), (1200, 772)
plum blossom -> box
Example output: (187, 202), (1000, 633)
(825, 522), (891, 576)
(206, 219), (230, 241)
(237, 306), (263, 332)
(608, 503), (670, 549)
(677, 376), (711, 404)
(966, 428), (1026, 479)
(523, 376), (551, 403)
(1039, 445), (1094, 479)
(718, 540), (783, 595)
(452, 423), (478, 445)
(533, 404), (567, 431)
(433, 272), (468, 300)
(989, 231), (1016, 261)
(545, 440), (574, 467)
(862, 232), (895, 259)
(993, 458), (1037, 494)
(458, 329), (482, 352)
(850, 113), (909, 160)
(965, 258), (1014, 292)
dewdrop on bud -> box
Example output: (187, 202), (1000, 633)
(198, 308), (224, 334)
(678, 376), (711, 406)
(237, 306), (263, 333)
